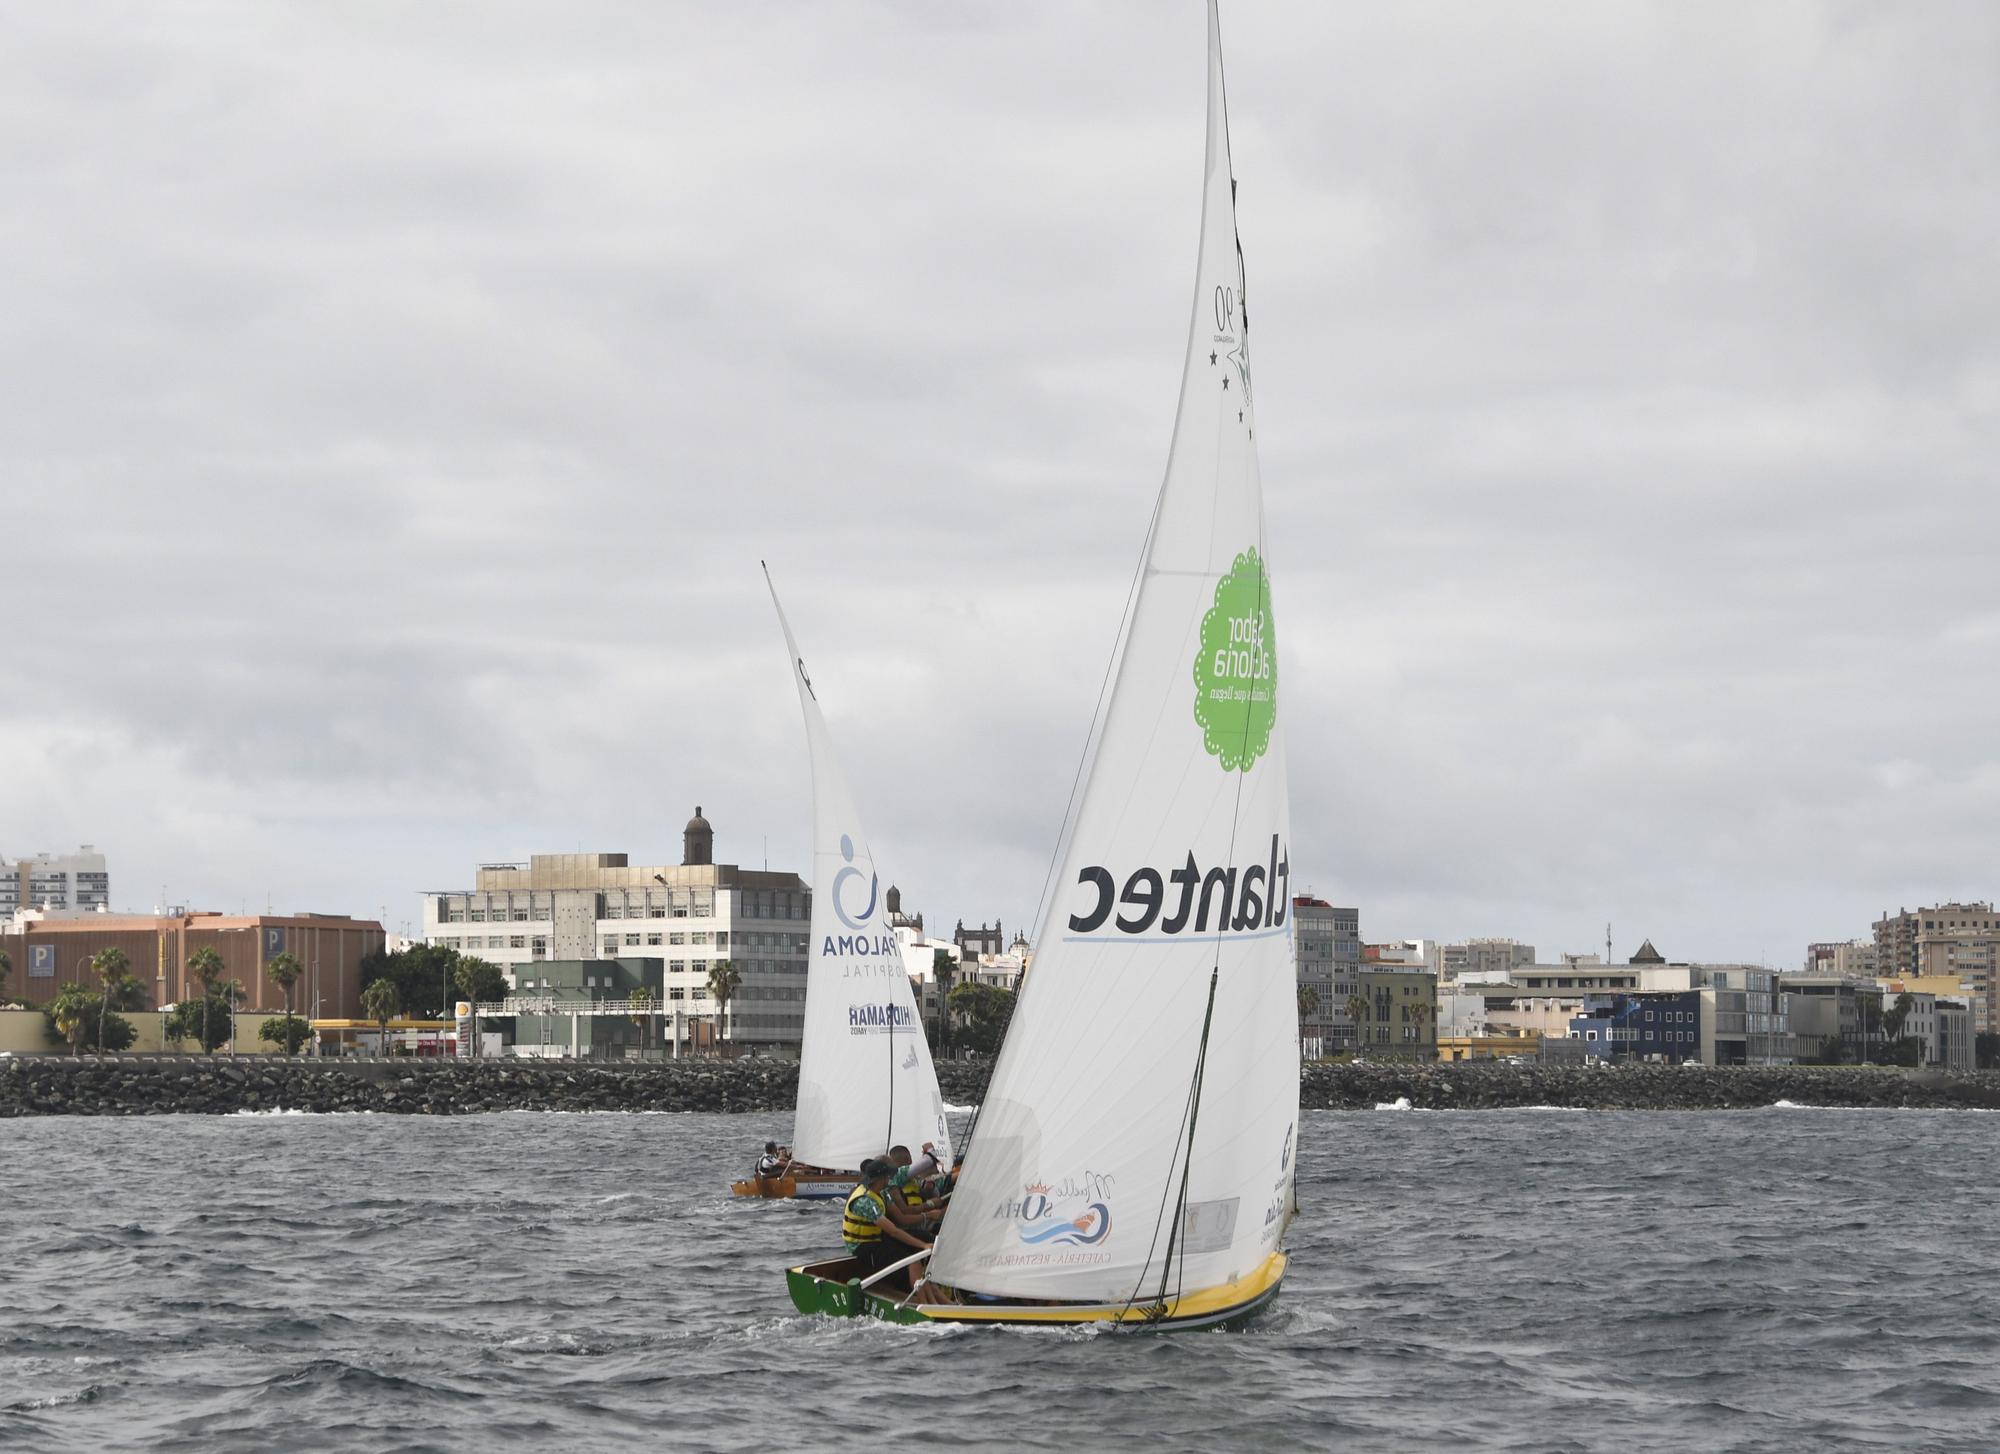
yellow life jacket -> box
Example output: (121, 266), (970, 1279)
(899, 1177), (926, 1209)
(842, 1184), (884, 1245)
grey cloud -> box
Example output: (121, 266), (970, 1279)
(2, 2), (1994, 960)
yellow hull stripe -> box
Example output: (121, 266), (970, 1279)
(905, 1250), (1289, 1325)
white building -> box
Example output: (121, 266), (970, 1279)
(422, 809), (812, 1046)
(2, 847), (109, 914)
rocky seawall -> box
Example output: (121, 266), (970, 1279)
(2, 1055), (1998, 1117)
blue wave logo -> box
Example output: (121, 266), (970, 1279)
(1020, 1202), (1112, 1247)
(831, 834), (879, 931)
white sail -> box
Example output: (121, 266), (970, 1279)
(929, 0), (1295, 1304)
(765, 569), (952, 1173)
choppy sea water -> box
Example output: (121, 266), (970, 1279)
(4, 1106), (1997, 1452)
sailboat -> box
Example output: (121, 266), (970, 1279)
(731, 568), (953, 1199)
(786, 0), (1296, 1327)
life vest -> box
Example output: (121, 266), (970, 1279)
(756, 1154), (782, 1177)
(899, 1177), (926, 1209)
(842, 1185), (883, 1245)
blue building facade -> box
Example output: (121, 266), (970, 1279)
(1569, 990), (1702, 1063)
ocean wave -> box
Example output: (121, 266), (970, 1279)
(1373, 1097), (1412, 1111)
(942, 1103), (979, 1114)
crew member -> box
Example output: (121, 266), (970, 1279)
(843, 1159), (931, 1288)
(755, 1141), (790, 1182)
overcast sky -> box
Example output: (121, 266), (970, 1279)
(3, 2), (1994, 964)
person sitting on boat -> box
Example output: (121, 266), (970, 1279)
(755, 1141), (791, 1181)
(884, 1142), (940, 1194)
(843, 1159), (931, 1288)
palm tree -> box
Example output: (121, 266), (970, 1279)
(360, 977), (399, 1057)
(932, 948), (955, 1054)
(52, 984), (94, 1055)
(90, 947), (133, 1054)
(453, 958), (486, 1058)
(706, 959), (741, 1055)
(187, 947), (225, 1054)
(265, 952), (305, 1053)
(630, 985), (655, 1057)
(1346, 993), (1369, 1054)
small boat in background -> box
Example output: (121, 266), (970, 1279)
(732, 570), (952, 1200)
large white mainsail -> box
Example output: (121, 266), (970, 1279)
(929, 0), (1295, 1306)
(765, 568), (951, 1173)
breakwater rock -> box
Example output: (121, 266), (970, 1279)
(1299, 1061), (2000, 1112)
(0, 1055), (995, 1118)
(2, 1055), (1997, 1117)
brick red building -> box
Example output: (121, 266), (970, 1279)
(1, 912), (385, 1020)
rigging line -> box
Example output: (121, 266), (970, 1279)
(1025, 476), (1170, 950)
(1116, 1006), (1211, 1324)
(1157, 966), (1219, 1317)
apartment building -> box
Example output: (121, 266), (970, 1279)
(1874, 902), (1999, 1033)
(1, 847), (110, 914)
(1294, 896), (1360, 1055)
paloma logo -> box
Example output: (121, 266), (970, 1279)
(830, 833), (878, 930)
(1068, 834), (1289, 937)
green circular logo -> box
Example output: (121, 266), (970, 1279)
(1193, 547), (1277, 772)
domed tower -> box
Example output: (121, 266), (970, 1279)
(682, 806), (714, 867)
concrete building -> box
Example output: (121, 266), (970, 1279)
(422, 808), (812, 1047)
(1805, 940), (1878, 979)
(498, 957), (669, 1059)
(1874, 903), (1999, 1031)
(1635, 963), (1791, 1065)
(1356, 967), (1438, 1060)
(1293, 897), (1360, 1055)
(0, 911), (384, 1021)
(1, 847), (110, 914)
(1779, 975), (1885, 1063)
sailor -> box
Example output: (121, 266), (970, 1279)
(843, 1159), (931, 1288)
(879, 1145), (949, 1236)
(755, 1141), (791, 1181)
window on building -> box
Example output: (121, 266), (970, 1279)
(470, 910), (486, 923)
(647, 934), (663, 946)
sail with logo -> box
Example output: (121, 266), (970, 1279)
(786, 0), (1296, 1325)
(734, 566), (951, 1201)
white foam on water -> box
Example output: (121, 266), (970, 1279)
(942, 1103), (979, 1114)
(1373, 1096), (1412, 1111)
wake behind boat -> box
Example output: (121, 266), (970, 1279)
(788, 0), (1299, 1330)
(732, 571), (952, 1200)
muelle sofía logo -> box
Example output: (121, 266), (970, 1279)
(991, 1174), (1115, 1251)
(1193, 546), (1277, 772)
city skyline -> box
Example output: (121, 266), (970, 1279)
(4, 3), (1993, 964)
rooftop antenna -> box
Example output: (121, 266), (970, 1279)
(1606, 921), (1612, 965)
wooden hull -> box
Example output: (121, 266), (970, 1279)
(730, 1170), (855, 1201)
(784, 1251), (1287, 1331)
